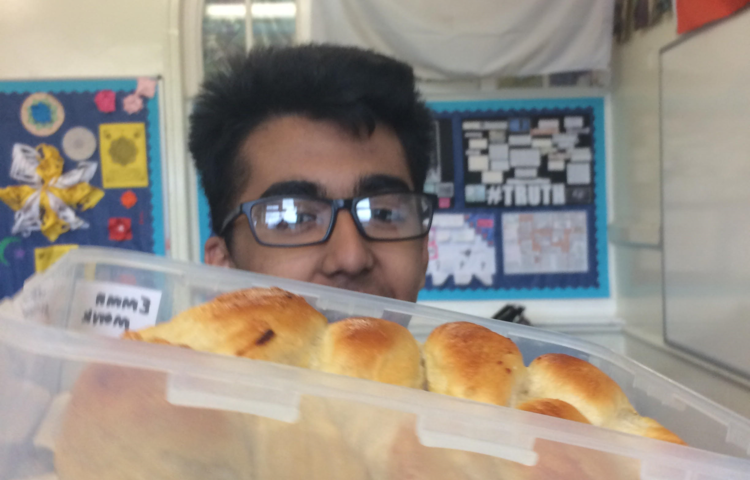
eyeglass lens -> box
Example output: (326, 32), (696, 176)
(249, 194), (432, 246)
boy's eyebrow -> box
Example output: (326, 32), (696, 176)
(260, 180), (327, 198)
(356, 175), (412, 196)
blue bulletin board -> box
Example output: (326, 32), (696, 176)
(194, 97), (608, 300)
(0, 78), (165, 300)
(420, 97), (608, 300)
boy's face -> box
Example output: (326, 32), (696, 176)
(204, 115), (430, 302)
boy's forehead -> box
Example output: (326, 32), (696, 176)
(235, 115), (414, 201)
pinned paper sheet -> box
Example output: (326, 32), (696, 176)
(468, 138), (488, 150)
(564, 116), (584, 129)
(489, 144), (509, 161)
(510, 149), (541, 168)
(570, 148), (593, 162)
(508, 135), (532, 146)
(34, 244), (78, 273)
(99, 123), (149, 189)
(538, 119), (560, 130)
(427, 213), (496, 288)
(468, 155), (489, 171)
(502, 211), (588, 274)
(490, 160), (510, 171)
(482, 171), (504, 184)
(567, 163), (591, 185)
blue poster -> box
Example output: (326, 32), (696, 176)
(420, 97), (608, 300)
(0, 78), (165, 300)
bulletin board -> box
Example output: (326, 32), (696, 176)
(194, 97), (608, 300)
(0, 78), (166, 300)
(420, 98), (608, 300)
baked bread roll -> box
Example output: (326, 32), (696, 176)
(313, 317), (424, 388)
(424, 322), (684, 446)
(519, 353), (686, 445)
(123, 287), (327, 368)
(423, 321), (526, 406)
(516, 398), (591, 424)
(55, 365), (253, 480)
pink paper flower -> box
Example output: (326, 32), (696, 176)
(94, 90), (116, 113)
(135, 77), (157, 98)
(122, 93), (144, 114)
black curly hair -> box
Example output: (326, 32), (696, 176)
(188, 44), (434, 235)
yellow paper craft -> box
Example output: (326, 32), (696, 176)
(99, 123), (149, 189)
(35, 244), (78, 272)
(0, 143), (104, 243)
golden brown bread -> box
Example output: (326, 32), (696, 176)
(423, 321), (526, 406)
(518, 353), (686, 445)
(516, 398), (591, 424)
(123, 287), (327, 367)
(313, 317), (424, 388)
(59, 294), (686, 480)
(55, 365), (253, 480)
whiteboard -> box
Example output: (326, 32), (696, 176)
(660, 8), (750, 378)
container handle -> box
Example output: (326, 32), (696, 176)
(167, 373), (300, 423)
(416, 414), (538, 466)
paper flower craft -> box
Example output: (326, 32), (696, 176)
(123, 93), (143, 114)
(108, 217), (132, 241)
(20, 93), (65, 137)
(0, 144), (104, 242)
(120, 190), (137, 209)
(135, 77), (157, 98)
(95, 90), (116, 113)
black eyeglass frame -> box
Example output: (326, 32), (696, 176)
(219, 192), (438, 248)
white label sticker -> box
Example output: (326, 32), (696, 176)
(68, 280), (162, 337)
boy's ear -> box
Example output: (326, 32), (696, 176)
(204, 236), (235, 267)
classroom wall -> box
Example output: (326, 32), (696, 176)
(0, 0), (193, 261)
(609, 16), (678, 338)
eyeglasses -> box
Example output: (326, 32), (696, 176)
(220, 192), (437, 247)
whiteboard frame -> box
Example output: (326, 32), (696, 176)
(659, 11), (750, 380)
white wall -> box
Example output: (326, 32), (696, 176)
(610, 14), (750, 411)
(0, 0), (193, 262)
(609, 17), (679, 338)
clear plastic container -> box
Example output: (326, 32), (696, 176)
(1, 247), (749, 480)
